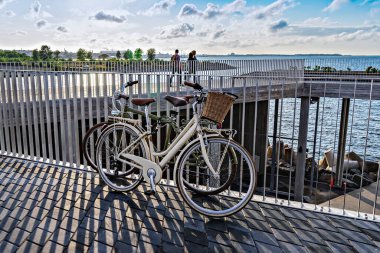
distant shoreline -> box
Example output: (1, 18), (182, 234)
(157, 54), (380, 60)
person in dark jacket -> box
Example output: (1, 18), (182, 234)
(170, 49), (181, 85)
(187, 52), (195, 74)
(191, 50), (197, 60)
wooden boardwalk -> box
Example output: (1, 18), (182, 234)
(2, 157), (380, 253)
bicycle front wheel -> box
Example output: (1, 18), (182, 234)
(96, 124), (146, 192)
(176, 137), (256, 217)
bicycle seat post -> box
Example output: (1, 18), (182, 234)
(144, 105), (151, 132)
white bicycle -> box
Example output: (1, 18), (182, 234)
(95, 81), (256, 217)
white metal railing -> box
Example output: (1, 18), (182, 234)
(0, 59), (304, 77)
(0, 68), (380, 221)
(1, 56), (380, 74)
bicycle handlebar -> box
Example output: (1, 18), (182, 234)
(184, 81), (203, 90)
(117, 94), (129, 100)
(126, 80), (138, 87)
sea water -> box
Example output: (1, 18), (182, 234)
(193, 55), (380, 161)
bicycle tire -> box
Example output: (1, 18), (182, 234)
(176, 137), (256, 217)
(182, 145), (238, 196)
(81, 122), (109, 171)
(96, 123), (146, 192)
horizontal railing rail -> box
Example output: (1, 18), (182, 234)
(0, 59), (305, 78)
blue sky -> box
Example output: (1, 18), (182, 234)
(0, 0), (379, 55)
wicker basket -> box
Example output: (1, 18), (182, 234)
(201, 92), (235, 124)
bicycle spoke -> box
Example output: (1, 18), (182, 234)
(177, 137), (256, 217)
(96, 124), (145, 192)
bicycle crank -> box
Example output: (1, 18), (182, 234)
(118, 153), (162, 192)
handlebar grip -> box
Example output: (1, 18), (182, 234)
(117, 94), (129, 100)
(126, 80), (138, 87)
(183, 81), (203, 90)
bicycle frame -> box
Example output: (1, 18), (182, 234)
(108, 102), (180, 150)
(115, 103), (219, 183)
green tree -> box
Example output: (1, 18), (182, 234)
(32, 49), (39, 61)
(0, 50), (30, 61)
(123, 49), (133, 60)
(77, 48), (87, 61)
(53, 50), (60, 60)
(62, 49), (69, 59)
(134, 48), (143, 61)
(366, 66), (378, 73)
(147, 48), (156, 61)
(39, 45), (52, 60)
(99, 54), (109, 60)
(86, 51), (93, 60)
(116, 50), (121, 59)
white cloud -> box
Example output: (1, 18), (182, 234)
(178, 0), (247, 19)
(301, 17), (337, 27)
(370, 8), (380, 16)
(361, 0), (380, 6)
(35, 19), (47, 29)
(330, 27), (380, 41)
(30, 0), (41, 18)
(4, 10), (15, 17)
(69, 8), (87, 17)
(221, 0), (246, 13)
(140, 0), (176, 16)
(196, 24), (226, 39)
(196, 31), (208, 37)
(250, 0), (296, 19)
(57, 26), (68, 33)
(157, 23), (194, 39)
(323, 0), (349, 12)
(91, 11), (127, 23)
(202, 3), (222, 19)
(27, 1), (53, 19)
(177, 4), (201, 18)
(0, 0), (14, 9)
(122, 0), (137, 3)
(137, 36), (152, 43)
(270, 36), (314, 47)
(213, 29), (225, 39)
(205, 38), (254, 49)
(270, 20), (288, 31)
(11, 30), (27, 36)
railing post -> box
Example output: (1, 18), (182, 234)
(270, 99), (279, 191)
(295, 97), (310, 202)
(336, 98), (350, 187)
(256, 101), (269, 174)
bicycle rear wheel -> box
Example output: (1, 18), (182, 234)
(176, 137), (256, 217)
(96, 124), (146, 192)
(82, 122), (109, 171)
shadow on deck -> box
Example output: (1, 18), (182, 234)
(1, 157), (380, 253)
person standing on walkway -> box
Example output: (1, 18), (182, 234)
(187, 52), (195, 82)
(170, 49), (181, 86)
(191, 50), (197, 60)
(188, 50), (198, 82)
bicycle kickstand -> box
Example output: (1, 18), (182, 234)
(145, 168), (157, 195)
